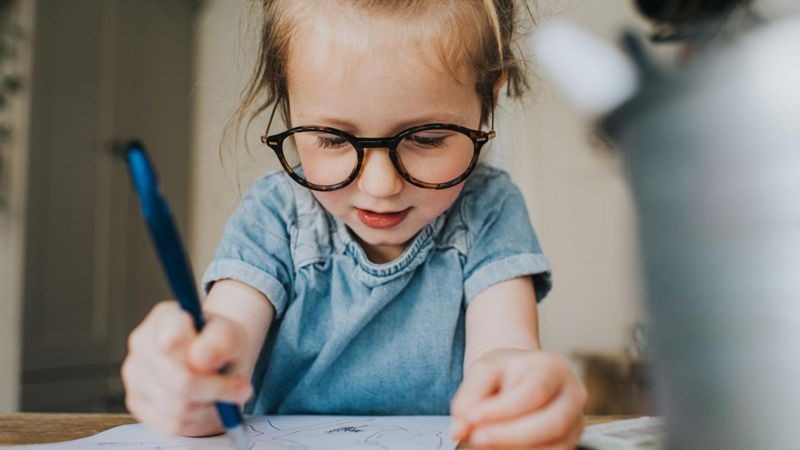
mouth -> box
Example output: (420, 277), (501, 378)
(356, 207), (412, 229)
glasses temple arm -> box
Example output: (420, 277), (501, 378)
(263, 102), (280, 138)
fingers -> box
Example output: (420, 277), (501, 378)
(449, 418), (470, 443)
(126, 359), (248, 436)
(128, 391), (223, 437)
(489, 413), (585, 450)
(124, 301), (197, 413)
(451, 362), (503, 416)
(450, 362), (503, 441)
(187, 316), (247, 373)
(470, 415), (584, 450)
(467, 354), (566, 424)
(450, 351), (587, 448)
(150, 301), (197, 356)
(122, 301), (252, 437)
(468, 380), (586, 448)
(144, 339), (252, 404)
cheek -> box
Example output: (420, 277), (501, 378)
(311, 190), (350, 217)
(299, 150), (358, 186)
(414, 185), (464, 219)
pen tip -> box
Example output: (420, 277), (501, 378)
(226, 424), (250, 450)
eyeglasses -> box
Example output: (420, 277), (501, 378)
(260, 104), (496, 191)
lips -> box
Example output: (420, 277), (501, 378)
(356, 207), (411, 229)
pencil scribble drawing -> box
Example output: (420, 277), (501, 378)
(326, 425), (365, 433)
(18, 416), (457, 450)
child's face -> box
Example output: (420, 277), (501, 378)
(286, 10), (483, 263)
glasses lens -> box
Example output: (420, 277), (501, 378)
(282, 130), (358, 186)
(397, 129), (475, 184)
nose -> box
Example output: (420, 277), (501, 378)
(356, 148), (404, 198)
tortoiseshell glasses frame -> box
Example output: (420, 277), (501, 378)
(259, 103), (496, 191)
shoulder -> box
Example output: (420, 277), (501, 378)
(447, 165), (552, 302)
(456, 163), (527, 231)
(241, 171), (326, 222)
(459, 163), (521, 208)
(436, 164), (527, 251)
(243, 171), (298, 217)
(241, 170), (338, 265)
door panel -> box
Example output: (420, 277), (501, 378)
(22, 0), (196, 412)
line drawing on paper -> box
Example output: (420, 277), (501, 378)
(19, 415), (457, 450)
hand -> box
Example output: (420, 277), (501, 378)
(121, 301), (253, 437)
(450, 349), (587, 449)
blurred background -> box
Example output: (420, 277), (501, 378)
(0, 0), (795, 415)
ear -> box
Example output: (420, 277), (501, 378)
(492, 71), (509, 106)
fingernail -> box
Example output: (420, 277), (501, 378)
(159, 331), (182, 350)
(472, 430), (489, 446)
(449, 420), (465, 439)
(203, 349), (219, 364)
(195, 349), (217, 368)
(238, 384), (253, 400)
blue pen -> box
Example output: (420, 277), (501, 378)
(124, 140), (249, 450)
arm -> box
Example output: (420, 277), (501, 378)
(463, 276), (541, 369)
(451, 276), (587, 449)
(202, 279), (274, 382)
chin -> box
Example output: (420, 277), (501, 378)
(360, 232), (413, 247)
(355, 226), (416, 245)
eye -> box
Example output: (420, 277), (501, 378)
(315, 134), (349, 149)
(406, 132), (449, 149)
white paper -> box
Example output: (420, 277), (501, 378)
(11, 415), (458, 450)
(578, 416), (665, 450)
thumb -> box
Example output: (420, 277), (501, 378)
(450, 362), (503, 441)
(150, 301), (197, 358)
(187, 316), (246, 373)
(451, 362), (503, 419)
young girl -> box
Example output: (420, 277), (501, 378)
(121, 0), (587, 448)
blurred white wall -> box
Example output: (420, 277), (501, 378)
(760, 0), (800, 17)
(507, 0), (646, 356)
(189, 0), (279, 276)
(189, 0), (647, 361)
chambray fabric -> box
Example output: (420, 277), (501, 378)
(202, 163), (552, 415)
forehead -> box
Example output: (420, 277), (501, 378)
(285, 6), (480, 126)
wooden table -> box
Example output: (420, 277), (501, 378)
(0, 413), (630, 447)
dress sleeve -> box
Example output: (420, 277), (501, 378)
(461, 169), (552, 304)
(201, 173), (296, 318)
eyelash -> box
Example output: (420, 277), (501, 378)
(316, 136), (348, 148)
(313, 133), (450, 150)
(407, 135), (447, 148)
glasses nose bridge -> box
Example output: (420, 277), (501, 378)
(355, 136), (398, 151)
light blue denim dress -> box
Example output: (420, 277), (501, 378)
(202, 163), (552, 415)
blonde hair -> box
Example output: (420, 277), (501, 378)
(229, 0), (533, 142)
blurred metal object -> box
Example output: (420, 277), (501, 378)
(634, 0), (760, 42)
(532, 20), (639, 116)
(604, 16), (800, 450)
